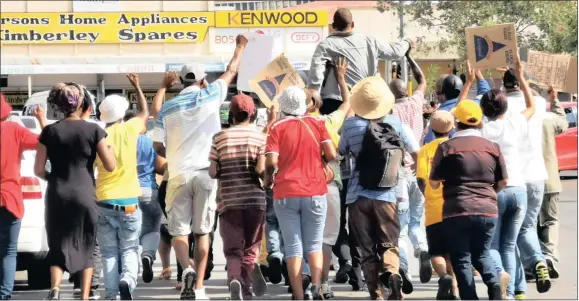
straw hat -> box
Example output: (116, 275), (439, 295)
(350, 76), (394, 119)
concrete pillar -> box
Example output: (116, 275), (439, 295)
(27, 75), (32, 97)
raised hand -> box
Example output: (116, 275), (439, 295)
(126, 73), (140, 89)
(162, 71), (179, 89)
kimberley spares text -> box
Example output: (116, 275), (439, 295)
(0, 10), (328, 44)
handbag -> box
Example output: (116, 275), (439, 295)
(297, 118), (335, 184)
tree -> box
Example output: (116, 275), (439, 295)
(377, 1), (578, 59)
(425, 64), (440, 94)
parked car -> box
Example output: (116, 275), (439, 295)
(547, 101), (577, 129)
(555, 127), (578, 172)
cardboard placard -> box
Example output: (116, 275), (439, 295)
(466, 23), (518, 69)
(249, 54), (305, 108)
(237, 32), (275, 93)
(526, 51), (577, 93)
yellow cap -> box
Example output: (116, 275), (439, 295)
(451, 100), (482, 126)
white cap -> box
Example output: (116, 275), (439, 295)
(278, 86), (307, 116)
(180, 63), (207, 83)
(99, 94), (129, 124)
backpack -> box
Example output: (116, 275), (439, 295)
(356, 121), (405, 190)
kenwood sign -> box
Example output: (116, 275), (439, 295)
(215, 10), (328, 28)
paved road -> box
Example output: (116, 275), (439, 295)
(13, 176), (577, 300)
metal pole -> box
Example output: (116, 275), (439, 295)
(399, 1), (409, 84)
(27, 75), (32, 97)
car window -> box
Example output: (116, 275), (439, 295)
(565, 107), (577, 128)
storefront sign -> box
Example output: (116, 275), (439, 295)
(285, 27), (322, 53)
(0, 12), (214, 44)
(73, 0), (121, 12)
(0, 64), (165, 75)
(211, 27), (320, 54)
(127, 91), (178, 104)
(215, 10), (328, 28)
(2, 93), (29, 105)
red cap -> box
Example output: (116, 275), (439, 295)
(0, 94), (12, 120)
(230, 94), (255, 117)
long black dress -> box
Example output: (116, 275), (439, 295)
(39, 119), (107, 273)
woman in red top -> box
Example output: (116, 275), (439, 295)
(0, 94), (46, 300)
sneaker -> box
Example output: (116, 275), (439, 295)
(533, 261), (551, 293)
(46, 288), (60, 300)
(180, 268), (197, 300)
(229, 279), (243, 300)
(310, 284), (323, 300)
(321, 282), (335, 299)
(267, 256), (283, 284)
(488, 283), (502, 300)
(418, 250), (432, 283)
(514, 291), (526, 300)
(119, 280), (132, 300)
(194, 287), (210, 300)
(334, 263), (352, 284)
(73, 288), (81, 299)
(141, 256), (154, 283)
(399, 269), (414, 294)
(499, 271), (511, 299)
(251, 262), (267, 297)
(89, 289), (101, 300)
(436, 274), (453, 300)
(259, 264), (270, 283)
(386, 273), (403, 300)
(545, 257), (560, 279)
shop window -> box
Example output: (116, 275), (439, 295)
(105, 89), (123, 97)
(249, 2), (255, 10)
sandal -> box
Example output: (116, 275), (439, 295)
(158, 268), (172, 280)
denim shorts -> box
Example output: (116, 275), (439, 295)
(273, 195), (327, 259)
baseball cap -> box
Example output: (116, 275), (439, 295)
(430, 110), (454, 134)
(503, 68), (519, 89)
(0, 94), (12, 120)
(451, 99), (482, 126)
(180, 63), (207, 83)
(441, 75), (463, 99)
(278, 86), (307, 116)
(230, 94), (255, 118)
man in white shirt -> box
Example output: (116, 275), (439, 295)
(152, 35), (248, 300)
(503, 69), (552, 294)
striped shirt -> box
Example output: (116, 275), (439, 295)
(152, 80), (227, 180)
(338, 115), (418, 204)
(210, 126), (267, 213)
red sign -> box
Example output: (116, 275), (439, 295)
(291, 32), (320, 43)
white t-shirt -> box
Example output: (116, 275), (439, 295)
(481, 114), (528, 188)
(152, 80), (228, 180)
(505, 91), (548, 183)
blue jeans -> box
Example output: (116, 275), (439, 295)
(0, 208), (21, 300)
(515, 181), (545, 292)
(397, 201), (409, 274)
(405, 175), (428, 254)
(139, 187), (161, 260)
(489, 187), (527, 298)
(97, 206), (142, 299)
(273, 195), (327, 259)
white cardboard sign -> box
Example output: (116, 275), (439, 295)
(237, 32), (275, 93)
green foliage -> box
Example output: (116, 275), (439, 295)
(425, 64), (440, 93)
(377, 1), (578, 58)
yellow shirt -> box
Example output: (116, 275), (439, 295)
(416, 137), (448, 226)
(310, 110), (346, 148)
(95, 118), (144, 201)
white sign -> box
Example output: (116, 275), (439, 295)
(285, 28), (322, 53)
(237, 32), (275, 92)
(72, 0), (122, 12)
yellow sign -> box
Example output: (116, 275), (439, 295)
(215, 10), (328, 28)
(0, 12), (214, 44)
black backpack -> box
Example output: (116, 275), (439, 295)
(356, 121), (405, 190)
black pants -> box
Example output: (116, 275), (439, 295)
(320, 98), (342, 115)
(331, 179), (363, 283)
(444, 215), (499, 300)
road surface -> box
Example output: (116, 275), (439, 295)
(13, 175), (578, 300)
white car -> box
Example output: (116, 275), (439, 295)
(9, 116), (51, 289)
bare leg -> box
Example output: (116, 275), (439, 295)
(431, 255), (448, 277)
(321, 244), (333, 283)
(445, 256), (459, 296)
(286, 257), (304, 299)
(173, 235), (191, 270)
(50, 266), (64, 290)
(193, 234), (210, 289)
(158, 240), (171, 270)
(80, 268), (94, 300)
(307, 250), (324, 286)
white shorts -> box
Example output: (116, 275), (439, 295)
(323, 182), (341, 246)
(166, 169), (217, 236)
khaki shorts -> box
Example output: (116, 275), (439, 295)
(166, 169), (217, 236)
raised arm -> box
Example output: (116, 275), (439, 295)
(333, 56), (352, 116)
(514, 56), (536, 121)
(219, 34), (248, 86)
(377, 38), (412, 60)
(152, 72), (179, 119)
(457, 61), (476, 104)
(475, 70), (490, 96)
(32, 104), (48, 129)
(126, 73), (149, 123)
(407, 53), (426, 95)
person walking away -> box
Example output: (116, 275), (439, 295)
(306, 56), (352, 299)
(538, 86), (568, 280)
(429, 99), (508, 300)
(94, 74), (148, 300)
(415, 110), (458, 299)
(390, 49), (432, 284)
(208, 94), (268, 300)
(502, 67), (551, 297)
(151, 35), (248, 300)
(264, 87), (337, 300)
(0, 94), (46, 300)
(459, 58), (535, 299)
(339, 76), (420, 300)
(33, 84), (116, 300)
(423, 70), (491, 144)
(308, 8), (413, 115)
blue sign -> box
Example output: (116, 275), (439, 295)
(474, 35), (506, 62)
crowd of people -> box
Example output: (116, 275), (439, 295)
(0, 7), (569, 301)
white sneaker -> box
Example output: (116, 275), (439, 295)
(180, 268), (197, 300)
(194, 287), (210, 300)
(229, 280), (243, 300)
